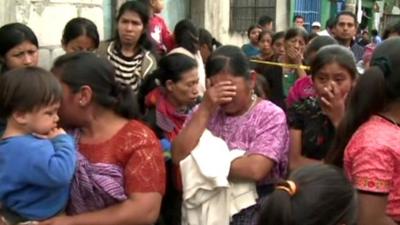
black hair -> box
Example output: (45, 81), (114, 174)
(0, 67), (62, 118)
(254, 73), (270, 99)
(0, 23), (39, 72)
(335, 11), (358, 27)
(326, 17), (336, 29)
(293, 15), (304, 22)
(284, 27), (309, 43)
(257, 15), (273, 27)
(247, 24), (261, 39)
(137, 0), (151, 8)
(326, 37), (400, 167)
(308, 31), (319, 41)
(145, 53), (197, 88)
(206, 45), (250, 79)
(304, 36), (338, 65)
(52, 52), (139, 119)
(62, 17), (100, 49)
(114, 1), (152, 51)
(271, 31), (285, 45)
(174, 19), (199, 55)
(258, 30), (274, 42)
(310, 45), (357, 80)
(383, 20), (400, 39)
(371, 29), (379, 36)
(257, 164), (356, 225)
(138, 53), (198, 136)
(199, 28), (213, 51)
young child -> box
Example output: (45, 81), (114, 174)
(140, 0), (174, 55)
(0, 67), (76, 224)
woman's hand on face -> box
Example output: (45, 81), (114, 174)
(202, 80), (237, 114)
(286, 47), (303, 64)
(37, 216), (73, 225)
(319, 81), (347, 128)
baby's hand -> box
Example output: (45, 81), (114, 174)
(47, 128), (66, 139)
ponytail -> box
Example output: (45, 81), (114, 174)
(53, 52), (141, 120)
(113, 83), (140, 119)
(258, 190), (293, 225)
(258, 165), (356, 225)
(137, 70), (161, 113)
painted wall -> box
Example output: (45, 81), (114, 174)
(162, 0), (190, 30)
(103, 0), (114, 40)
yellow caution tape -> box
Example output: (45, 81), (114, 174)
(250, 59), (310, 71)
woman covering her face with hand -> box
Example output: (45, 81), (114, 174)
(172, 45), (289, 225)
(287, 45), (357, 171)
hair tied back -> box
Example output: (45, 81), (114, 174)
(372, 56), (392, 78)
(276, 180), (297, 196)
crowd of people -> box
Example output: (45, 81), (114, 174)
(0, 0), (400, 225)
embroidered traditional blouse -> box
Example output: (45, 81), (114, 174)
(68, 120), (166, 214)
(344, 115), (400, 221)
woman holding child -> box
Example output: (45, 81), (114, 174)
(38, 52), (165, 225)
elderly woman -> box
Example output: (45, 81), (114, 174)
(172, 45), (289, 225)
(39, 52), (165, 225)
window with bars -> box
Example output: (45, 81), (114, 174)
(230, 0), (276, 32)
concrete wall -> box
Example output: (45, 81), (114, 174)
(276, 0), (289, 32)
(1, 0), (107, 69)
(0, 1), (17, 25)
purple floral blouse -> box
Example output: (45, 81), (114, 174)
(207, 100), (289, 183)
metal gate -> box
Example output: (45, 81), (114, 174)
(294, 0), (322, 32)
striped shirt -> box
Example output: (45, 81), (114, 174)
(107, 41), (145, 93)
(350, 42), (365, 62)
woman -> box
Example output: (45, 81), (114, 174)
(253, 30), (274, 62)
(199, 28), (221, 64)
(0, 22), (40, 137)
(39, 52), (165, 225)
(286, 35), (338, 107)
(271, 31), (286, 60)
(281, 27), (308, 97)
(254, 28), (308, 110)
(97, 1), (157, 93)
(172, 45), (289, 225)
(287, 45), (357, 171)
(139, 53), (199, 144)
(0, 23), (39, 73)
(139, 53), (199, 225)
(169, 19), (206, 95)
(327, 37), (400, 225)
(62, 17), (100, 53)
(258, 164), (356, 225)
(241, 25), (262, 58)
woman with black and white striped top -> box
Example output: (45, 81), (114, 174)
(98, 1), (157, 93)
